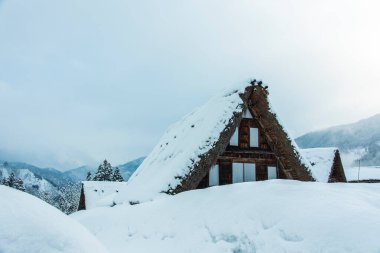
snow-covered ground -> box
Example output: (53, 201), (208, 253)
(72, 180), (380, 253)
(0, 186), (108, 253)
(345, 166), (380, 181)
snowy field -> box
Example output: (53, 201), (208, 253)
(0, 186), (108, 253)
(72, 180), (380, 253)
(345, 166), (380, 181)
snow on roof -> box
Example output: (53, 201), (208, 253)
(300, 147), (338, 182)
(82, 181), (128, 210)
(117, 84), (247, 203)
(0, 185), (108, 253)
(115, 83), (314, 204)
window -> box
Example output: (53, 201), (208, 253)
(244, 163), (256, 182)
(230, 127), (239, 146)
(250, 128), (259, 147)
(232, 163), (244, 183)
(233, 163), (256, 183)
(243, 109), (253, 119)
(268, 166), (277, 180)
(209, 165), (219, 186)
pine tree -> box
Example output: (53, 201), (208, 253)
(86, 171), (92, 181)
(93, 159), (113, 181)
(14, 178), (25, 192)
(2, 173), (25, 191)
(112, 167), (124, 182)
(6, 172), (16, 187)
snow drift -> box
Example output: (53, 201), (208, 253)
(0, 186), (108, 253)
(73, 180), (380, 253)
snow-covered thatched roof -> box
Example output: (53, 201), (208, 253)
(119, 84), (247, 202)
(79, 181), (128, 210)
(116, 83), (314, 204)
(301, 147), (340, 183)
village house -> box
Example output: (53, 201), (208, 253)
(78, 82), (347, 209)
(301, 147), (346, 183)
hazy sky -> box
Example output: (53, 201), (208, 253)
(0, 0), (379, 170)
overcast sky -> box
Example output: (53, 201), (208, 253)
(0, 0), (379, 170)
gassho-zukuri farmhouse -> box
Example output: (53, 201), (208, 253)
(78, 81), (347, 210)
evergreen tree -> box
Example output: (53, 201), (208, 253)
(6, 172), (16, 187)
(2, 173), (25, 191)
(112, 167), (124, 182)
(86, 171), (92, 181)
(14, 178), (25, 192)
(93, 159), (113, 181)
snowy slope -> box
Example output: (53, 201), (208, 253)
(0, 185), (108, 253)
(73, 181), (380, 253)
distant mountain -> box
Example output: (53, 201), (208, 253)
(118, 157), (145, 180)
(296, 114), (380, 166)
(0, 161), (73, 186)
(0, 157), (145, 213)
(63, 157), (145, 182)
(0, 161), (70, 212)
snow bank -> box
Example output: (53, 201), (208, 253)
(0, 186), (108, 253)
(73, 181), (380, 253)
(301, 147), (337, 182)
(82, 181), (128, 209)
(120, 84), (246, 203)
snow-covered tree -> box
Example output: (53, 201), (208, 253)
(14, 178), (25, 192)
(93, 160), (113, 181)
(112, 167), (124, 182)
(58, 182), (81, 214)
(86, 171), (92, 181)
(2, 172), (25, 191)
(5, 172), (16, 187)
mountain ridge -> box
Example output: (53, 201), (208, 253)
(296, 113), (380, 166)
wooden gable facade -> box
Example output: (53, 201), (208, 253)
(171, 84), (314, 194)
(197, 108), (287, 188)
(328, 150), (347, 183)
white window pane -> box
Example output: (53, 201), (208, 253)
(232, 163), (244, 183)
(209, 165), (219, 186)
(243, 109), (253, 119)
(244, 163), (256, 182)
(268, 166), (277, 180)
(250, 128), (259, 147)
(230, 127), (239, 146)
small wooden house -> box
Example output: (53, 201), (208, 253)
(78, 181), (127, 210)
(78, 83), (349, 208)
(301, 148), (347, 183)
